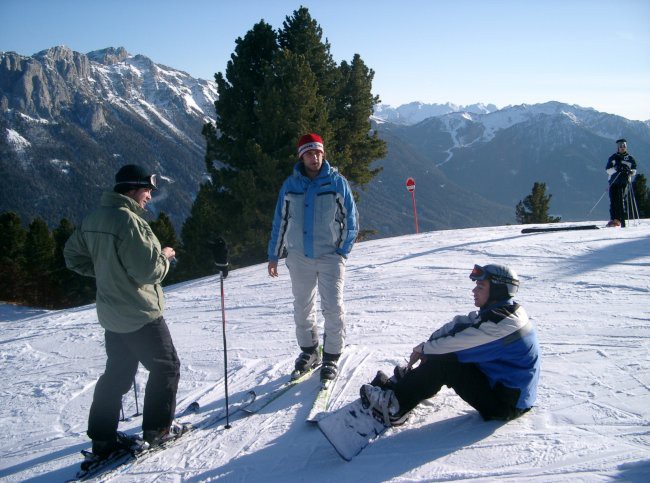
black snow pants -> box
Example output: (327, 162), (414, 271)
(609, 181), (628, 226)
(87, 316), (180, 441)
(392, 356), (527, 421)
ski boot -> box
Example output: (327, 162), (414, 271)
(291, 347), (322, 380)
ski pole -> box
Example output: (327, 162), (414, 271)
(132, 377), (141, 417)
(219, 271), (231, 429)
(210, 237), (231, 429)
(627, 179), (640, 225)
(589, 172), (620, 215)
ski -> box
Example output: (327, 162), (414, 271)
(306, 348), (372, 423)
(521, 224), (599, 234)
(70, 390), (255, 481)
(191, 389), (257, 428)
(306, 380), (334, 423)
(70, 427), (190, 482)
(241, 365), (320, 415)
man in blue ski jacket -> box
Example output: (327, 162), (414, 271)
(361, 263), (540, 426)
(268, 133), (358, 384)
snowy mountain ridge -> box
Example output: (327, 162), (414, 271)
(1, 220), (649, 481)
(0, 46), (218, 229)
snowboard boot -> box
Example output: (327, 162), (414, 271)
(369, 365), (408, 390)
(143, 421), (192, 448)
(291, 347), (322, 380)
(360, 384), (409, 427)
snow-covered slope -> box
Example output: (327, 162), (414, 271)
(1, 220), (649, 482)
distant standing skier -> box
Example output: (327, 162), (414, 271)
(360, 264), (540, 427)
(268, 133), (358, 383)
(64, 164), (183, 459)
(606, 138), (637, 227)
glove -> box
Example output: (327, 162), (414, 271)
(209, 237), (229, 278)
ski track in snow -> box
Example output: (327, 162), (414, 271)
(1, 221), (649, 481)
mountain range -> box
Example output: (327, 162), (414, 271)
(0, 46), (217, 228)
(1, 46), (649, 238)
(364, 103), (650, 234)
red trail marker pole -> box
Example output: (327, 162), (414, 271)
(406, 177), (419, 234)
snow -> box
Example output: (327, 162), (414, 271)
(1, 221), (649, 482)
(5, 128), (31, 152)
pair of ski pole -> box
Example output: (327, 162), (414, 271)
(588, 171), (639, 226)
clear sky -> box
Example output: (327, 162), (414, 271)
(1, 0), (649, 120)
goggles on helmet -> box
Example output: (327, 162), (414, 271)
(469, 264), (519, 287)
(117, 174), (158, 190)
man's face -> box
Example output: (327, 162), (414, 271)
(301, 149), (324, 178)
(618, 143), (627, 152)
(127, 188), (153, 209)
(473, 279), (490, 308)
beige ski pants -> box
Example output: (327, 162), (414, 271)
(286, 252), (346, 355)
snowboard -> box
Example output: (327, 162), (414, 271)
(317, 398), (387, 461)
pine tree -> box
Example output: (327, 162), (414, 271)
(515, 182), (562, 224)
(23, 217), (56, 307)
(52, 218), (95, 308)
(182, 7), (386, 275)
(150, 212), (178, 248)
(0, 211), (27, 303)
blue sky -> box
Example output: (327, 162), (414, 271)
(1, 0), (649, 120)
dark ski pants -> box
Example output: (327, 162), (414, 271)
(392, 356), (527, 421)
(609, 182), (627, 226)
(87, 317), (180, 441)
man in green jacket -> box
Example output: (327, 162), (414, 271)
(65, 164), (182, 459)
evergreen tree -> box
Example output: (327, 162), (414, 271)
(0, 211), (27, 303)
(52, 218), (95, 308)
(150, 212), (178, 248)
(632, 173), (650, 218)
(183, 7), (386, 275)
(23, 217), (56, 307)
(177, 184), (224, 279)
(150, 211), (182, 284)
(515, 182), (562, 224)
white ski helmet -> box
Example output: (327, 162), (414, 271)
(470, 264), (520, 298)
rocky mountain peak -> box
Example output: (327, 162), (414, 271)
(87, 47), (129, 65)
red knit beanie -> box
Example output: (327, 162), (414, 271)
(297, 133), (324, 158)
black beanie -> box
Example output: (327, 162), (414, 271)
(114, 164), (157, 193)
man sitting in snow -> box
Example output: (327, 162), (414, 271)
(360, 264), (540, 426)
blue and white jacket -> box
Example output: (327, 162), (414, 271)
(422, 302), (540, 409)
(268, 160), (358, 261)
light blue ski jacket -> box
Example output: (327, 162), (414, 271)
(268, 160), (358, 261)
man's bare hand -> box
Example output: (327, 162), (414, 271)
(268, 260), (279, 277)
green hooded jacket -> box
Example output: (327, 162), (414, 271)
(64, 191), (170, 333)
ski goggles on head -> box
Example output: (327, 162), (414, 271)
(470, 264), (520, 287)
(129, 174), (157, 190)
(470, 264), (490, 281)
